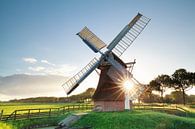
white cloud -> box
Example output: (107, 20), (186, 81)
(23, 57), (37, 64)
(22, 58), (77, 76)
(43, 64), (77, 76)
(28, 64), (77, 76)
(41, 60), (55, 66)
(28, 66), (45, 72)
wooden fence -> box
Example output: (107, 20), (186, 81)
(133, 103), (191, 117)
(0, 104), (93, 121)
(0, 104), (190, 121)
(133, 103), (188, 112)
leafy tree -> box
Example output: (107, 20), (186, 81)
(172, 68), (193, 105)
(187, 95), (195, 104)
(140, 91), (161, 103)
(164, 91), (185, 104)
(189, 72), (195, 86)
(149, 74), (171, 103)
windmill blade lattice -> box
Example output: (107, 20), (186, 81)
(62, 58), (100, 95)
(128, 77), (146, 100)
(107, 13), (150, 57)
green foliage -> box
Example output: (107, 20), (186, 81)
(67, 88), (95, 103)
(149, 74), (172, 103)
(140, 92), (161, 103)
(147, 68), (195, 105)
(73, 110), (195, 129)
(172, 69), (194, 105)
(0, 114), (69, 129)
(164, 91), (186, 104)
(6, 88), (96, 104)
(10, 115), (68, 129)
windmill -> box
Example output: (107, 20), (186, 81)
(62, 13), (150, 111)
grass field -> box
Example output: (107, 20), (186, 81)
(0, 103), (195, 129)
(0, 114), (69, 129)
(73, 110), (195, 129)
(0, 102), (79, 115)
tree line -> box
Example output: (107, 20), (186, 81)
(9, 88), (95, 103)
(140, 68), (195, 105)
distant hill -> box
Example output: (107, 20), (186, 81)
(9, 88), (95, 103)
(0, 74), (68, 101)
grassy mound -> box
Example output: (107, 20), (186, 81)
(0, 114), (69, 129)
(73, 110), (195, 129)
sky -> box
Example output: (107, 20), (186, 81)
(0, 0), (195, 97)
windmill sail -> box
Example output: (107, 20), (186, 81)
(77, 27), (106, 53)
(128, 77), (146, 100)
(62, 58), (100, 95)
(107, 13), (150, 57)
(62, 13), (150, 99)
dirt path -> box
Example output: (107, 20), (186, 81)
(37, 126), (57, 129)
(37, 113), (88, 129)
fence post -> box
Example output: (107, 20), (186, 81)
(63, 106), (65, 114)
(28, 109), (31, 119)
(38, 109), (41, 116)
(14, 111), (17, 120)
(0, 110), (3, 120)
(49, 109), (51, 117)
(58, 108), (60, 115)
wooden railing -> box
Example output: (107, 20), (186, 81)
(0, 104), (192, 121)
(0, 104), (93, 121)
(133, 103), (191, 117)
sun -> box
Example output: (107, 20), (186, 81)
(123, 80), (134, 91)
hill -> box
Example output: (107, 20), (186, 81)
(0, 74), (67, 101)
(73, 110), (195, 129)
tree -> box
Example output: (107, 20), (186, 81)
(189, 72), (195, 86)
(187, 95), (195, 104)
(140, 92), (161, 103)
(149, 74), (171, 103)
(164, 91), (185, 104)
(172, 69), (193, 105)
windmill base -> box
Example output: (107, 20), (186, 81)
(93, 100), (132, 112)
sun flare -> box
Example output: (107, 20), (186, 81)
(123, 80), (134, 91)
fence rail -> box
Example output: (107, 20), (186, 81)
(0, 103), (191, 121)
(0, 104), (93, 121)
(133, 103), (191, 117)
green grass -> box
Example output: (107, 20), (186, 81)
(0, 102), (83, 115)
(1, 110), (195, 129)
(0, 122), (13, 129)
(73, 110), (195, 129)
(1, 103), (195, 129)
(0, 114), (69, 129)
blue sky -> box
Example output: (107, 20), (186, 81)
(0, 0), (195, 91)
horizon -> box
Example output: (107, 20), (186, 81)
(0, 0), (195, 100)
